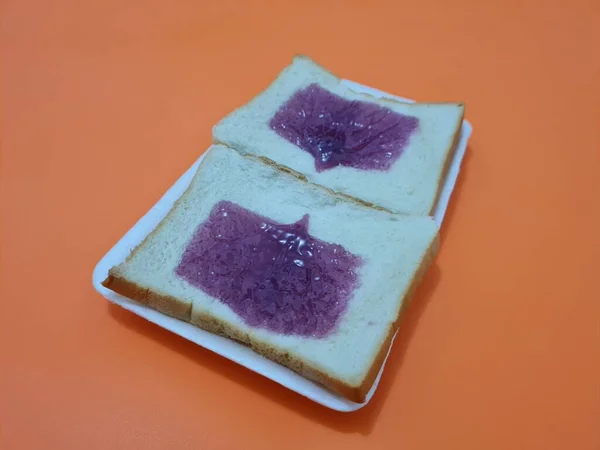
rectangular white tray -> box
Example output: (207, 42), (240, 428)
(92, 81), (472, 412)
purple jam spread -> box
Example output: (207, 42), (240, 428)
(269, 83), (419, 172)
(175, 201), (362, 337)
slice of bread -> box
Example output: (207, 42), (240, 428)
(102, 144), (438, 402)
(213, 55), (464, 215)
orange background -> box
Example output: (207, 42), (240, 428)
(2, 0), (599, 448)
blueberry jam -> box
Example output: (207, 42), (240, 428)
(175, 201), (362, 337)
(269, 83), (419, 172)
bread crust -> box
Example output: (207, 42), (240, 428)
(102, 274), (191, 321)
(426, 105), (465, 215)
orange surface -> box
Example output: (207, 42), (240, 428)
(2, 0), (600, 448)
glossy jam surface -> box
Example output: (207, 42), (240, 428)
(175, 201), (361, 337)
(269, 83), (419, 172)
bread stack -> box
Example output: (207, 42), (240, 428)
(102, 56), (465, 402)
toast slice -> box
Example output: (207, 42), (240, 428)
(213, 55), (464, 215)
(102, 144), (438, 402)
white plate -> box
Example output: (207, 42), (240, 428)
(92, 81), (472, 412)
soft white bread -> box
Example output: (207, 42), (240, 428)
(213, 55), (464, 215)
(102, 144), (439, 402)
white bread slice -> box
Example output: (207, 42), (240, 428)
(102, 144), (439, 402)
(213, 55), (464, 215)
